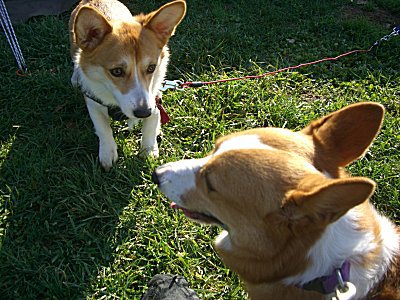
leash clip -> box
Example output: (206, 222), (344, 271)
(332, 282), (356, 300)
(160, 80), (183, 91)
(331, 269), (356, 300)
(392, 25), (400, 37)
(382, 26), (399, 41)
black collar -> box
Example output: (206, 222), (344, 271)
(78, 83), (129, 121)
(75, 74), (170, 124)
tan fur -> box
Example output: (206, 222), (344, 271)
(301, 102), (384, 177)
(69, 0), (185, 96)
(155, 102), (400, 299)
(213, 104), (398, 299)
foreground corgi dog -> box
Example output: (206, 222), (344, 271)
(69, 0), (186, 170)
(153, 102), (400, 299)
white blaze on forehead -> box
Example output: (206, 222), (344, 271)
(129, 62), (143, 92)
(214, 134), (274, 156)
(156, 157), (210, 203)
(215, 134), (320, 174)
(111, 63), (152, 117)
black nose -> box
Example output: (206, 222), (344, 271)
(151, 170), (160, 185)
(133, 108), (152, 118)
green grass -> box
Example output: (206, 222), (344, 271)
(0, 0), (399, 299)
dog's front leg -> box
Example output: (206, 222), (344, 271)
(140, 109), (161, 158)
(85, 97), (118, 170)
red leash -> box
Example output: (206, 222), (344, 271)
(160, 25), (399, 90)
(180, 47), (374, 88)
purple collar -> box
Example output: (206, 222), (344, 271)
(298, 261), (351, 294)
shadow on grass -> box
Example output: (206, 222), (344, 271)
(0, 67), (154, 298)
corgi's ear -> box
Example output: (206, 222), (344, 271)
(301, 102), (384, 167)
(282, 175), (375, 226)
(144, 0), (186, 43)
(73, 6), (112, 52)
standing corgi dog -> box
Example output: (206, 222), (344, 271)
(153, 102), (400, 299)
(69, 0), (186, 170)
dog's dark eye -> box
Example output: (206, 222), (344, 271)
(147, 64), (156, 74)
(205, 174), (216, 193)
(110, 68), (125, 77)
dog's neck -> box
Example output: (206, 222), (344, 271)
(217, 203), (399, 299)
(283, 204), (400, 299)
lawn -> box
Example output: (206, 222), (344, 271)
(0, 0), (399, 299)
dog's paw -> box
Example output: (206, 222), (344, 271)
(140, 145), (159, 159)
(99, 141), (118, 171)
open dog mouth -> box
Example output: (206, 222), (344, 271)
(170, 202), (225, 227)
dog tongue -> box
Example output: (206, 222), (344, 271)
(170, 202), (200, 219)
(170, 202), (191, 216)
(170, 202), (224, 226)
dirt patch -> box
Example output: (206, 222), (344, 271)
(342, 5), (399, 28)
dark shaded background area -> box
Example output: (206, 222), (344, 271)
(5, 0), (78, 23)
